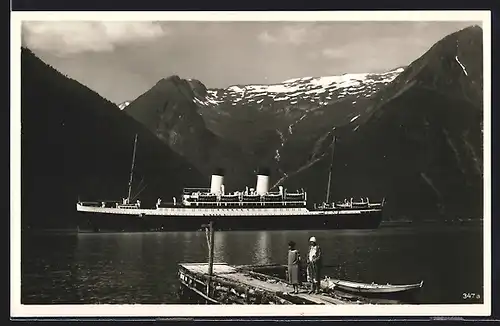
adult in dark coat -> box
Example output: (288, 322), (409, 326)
(287, 241), (301, 294)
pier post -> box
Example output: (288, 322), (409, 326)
(203, 221), (215, 301)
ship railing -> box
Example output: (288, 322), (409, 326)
(368, 203), (383, 208)
(195, 196), (218, 200)
(284, 191), (306, 195)
(178, 201), (307, 207)
(156, 202), (181, 208)
(264, 192), (282, 196)
(116, 204), (140, 209)
(284, 196), (305, 200)
(311, 199), (384, 210)
(183, 187), (211, 195)
(314, 203), (337, 210)
(78, 201), (102, 207)
(351, 202), (369, 208)
(181, 195), (308, 204)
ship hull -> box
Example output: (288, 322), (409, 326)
(76, 209), (383, 233)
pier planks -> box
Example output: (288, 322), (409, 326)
(179, 263), (345, 305)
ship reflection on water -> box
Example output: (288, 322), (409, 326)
(213, 230), (228, 263)
(253, 231), (272, 265)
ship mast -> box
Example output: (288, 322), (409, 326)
(127, 134), (138, 203)
(325, 134), (336, 204)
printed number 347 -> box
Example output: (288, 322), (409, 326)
(462, 293), (480, 300)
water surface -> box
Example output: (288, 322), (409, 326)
(21, 224), (484, 304)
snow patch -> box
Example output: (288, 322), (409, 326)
(228, 85), (245, 93)
(202, 67), (404, 108)
(274, 149), (281, 162)
(206, 97), (223, 105)
(276, 129), (286, 145)
(455, 56), (469, 76)
(118, 101), (131, 110)
(193, 98), (205, 106)
(305, 88), (327, 95)
(350, 114), (360, 123)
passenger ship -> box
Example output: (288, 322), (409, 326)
(76, 135), (384, 232)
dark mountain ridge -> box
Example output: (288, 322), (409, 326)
(284, 25), (484, 220)
(21, 48), (205, 229)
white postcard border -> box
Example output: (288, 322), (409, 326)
(10, 10), (492, 318)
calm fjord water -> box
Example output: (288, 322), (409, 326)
(21, 224), (483, 304)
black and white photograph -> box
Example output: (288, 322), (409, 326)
(11, 11), (491, 317)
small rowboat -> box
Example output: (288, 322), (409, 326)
(325, 277), (424, 295)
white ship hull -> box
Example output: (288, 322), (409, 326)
(76, 203), (383, 232)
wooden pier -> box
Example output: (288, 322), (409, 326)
(177, 221), (420, 305)
(178, 262), (351, 304)
(177, 222), (354, 304)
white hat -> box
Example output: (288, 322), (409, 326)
(309, 236), (316, 242)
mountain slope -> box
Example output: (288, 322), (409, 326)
(283, 25), (484, 220)
(21, 48), (205, 230)
(125, 66), (404, 191)
(199, 67), (405, 176)
(123, 76), (256, 190)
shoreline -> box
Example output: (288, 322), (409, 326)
(20, 219), (484, 235)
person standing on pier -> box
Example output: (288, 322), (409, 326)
(287, 241), (301, 294)
(307, 236), (322, 294)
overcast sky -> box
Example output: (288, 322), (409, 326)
(22, 20), (478, 104)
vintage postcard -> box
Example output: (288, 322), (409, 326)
(11, 10), (491, 318)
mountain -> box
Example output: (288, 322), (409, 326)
(200, 67), (407, 178)
(124, 66), (405, 190)
(21, 48), (205, 230)
(123, 25), (484, 221)
(198, 67), (404, 111)
(283, 25), (484, 220)
(123, 76), (257, 190)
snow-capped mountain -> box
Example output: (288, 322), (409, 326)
(189, 67), (406, 177)
(195, 68), (404, 110)
(118, 101), (131, 110)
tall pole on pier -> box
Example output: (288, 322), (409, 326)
(208, 220), (215, 278)
(204, 220), (215, 300)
